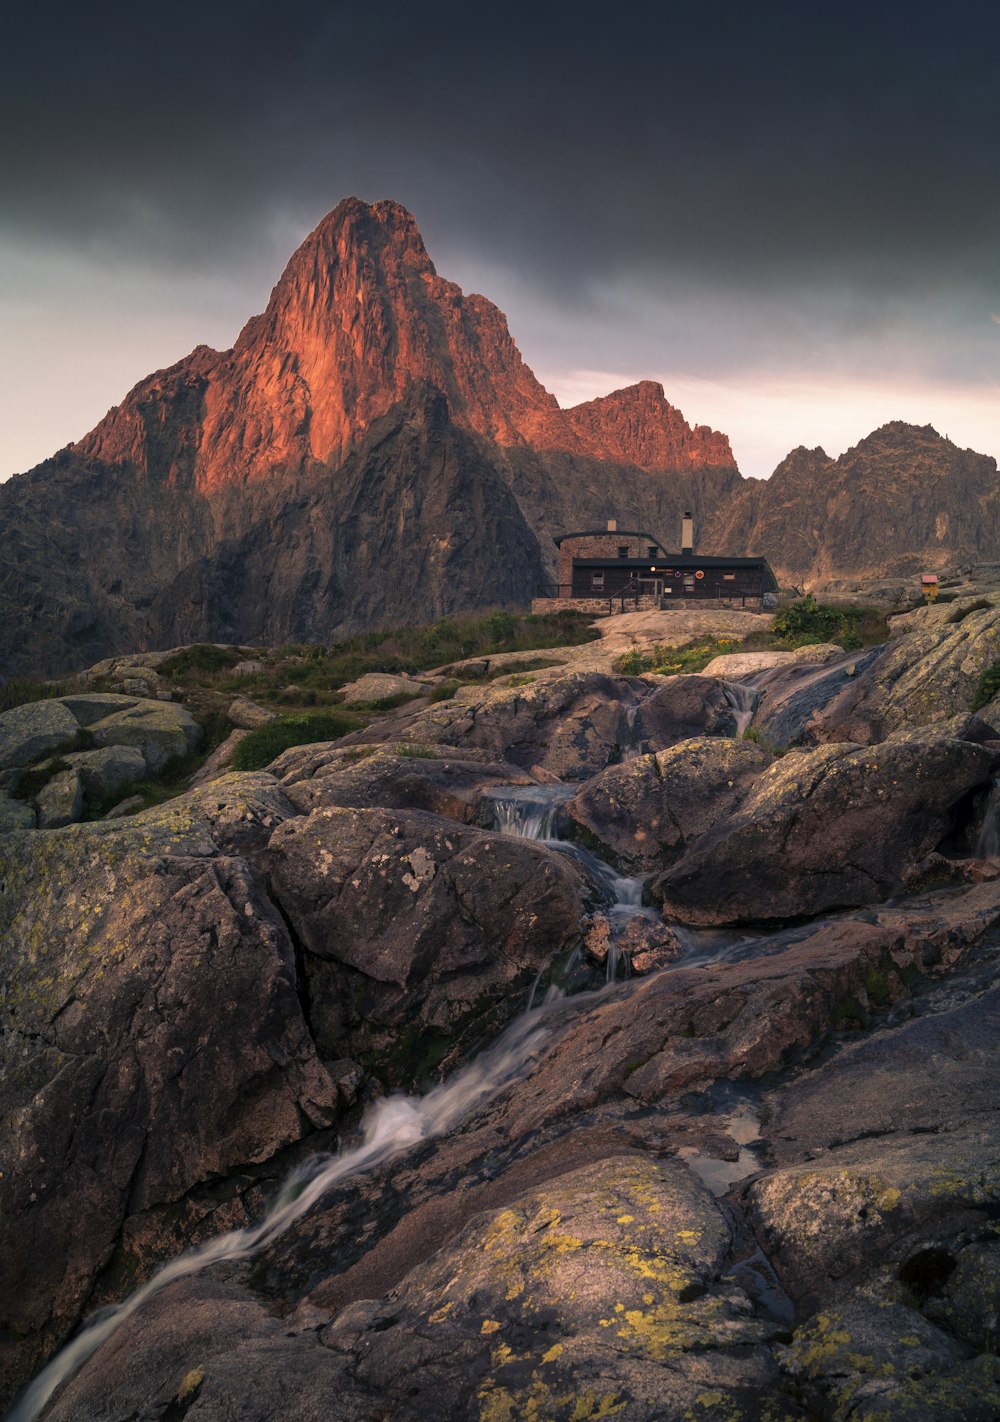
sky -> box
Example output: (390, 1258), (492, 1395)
(2, 0), (997, 481)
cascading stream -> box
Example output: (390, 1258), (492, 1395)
(486, 784), (661, 982)
(720, 680), (759, 736)
(7, 985), (599, 1422)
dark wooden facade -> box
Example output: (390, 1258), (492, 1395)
(552, 529), (778, 604)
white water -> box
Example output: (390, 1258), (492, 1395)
(7, 994), (579, 1422)
(487, 784), (577, 841)
(721, 681), (759, 737)
(487, 785), (658, 985)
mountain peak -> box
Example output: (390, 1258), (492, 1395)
(72, 197), (737, 490)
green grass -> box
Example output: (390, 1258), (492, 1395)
(0, 678), (72, 713)
(160, 644), (245, 678)
(972, 660), (1000, 711)
(614, 637), (742, 676)
(430, 679), (462, 703)
(230, 709), (364, 772)
(613, 599), (890, 677)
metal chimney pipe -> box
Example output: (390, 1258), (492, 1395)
(681, 512), (694, 554)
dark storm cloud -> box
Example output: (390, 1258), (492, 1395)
(4, 0), (998, 299)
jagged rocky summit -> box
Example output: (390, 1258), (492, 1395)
(1, 197), (998, 677)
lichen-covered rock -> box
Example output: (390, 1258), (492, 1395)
(227, 696), (275, 730)
(280, 747), (535, 821)
(653, 731), (996, 925)
(777, 1300), (997, 1422)
(66, 743), (147, 800)
(348, 671), (647, 779)
(808, 598), (1000, 742)
(34, 766), (85, 827)
(0, 791), (35, 832)
(45, 1159), (801, 1422)
(266, 805), (587, 1075)
(0, 786), (336, 1402)
(58, 692), (143, 724)
(85, 699), (202, 771)
(569, 737), (773, 873)
(0, 699), (80, 769)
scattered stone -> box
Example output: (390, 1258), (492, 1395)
(35, 767), (85, 828)
(67, 744), (147, 801)
(227, 697), (275, 730)
(0, 793), (35, 832)
(340, 672), (429, 705)
(103, 794), (146, 818)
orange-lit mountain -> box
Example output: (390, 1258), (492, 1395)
(1, 198), (997, 676)
(74, 199), (735, 491)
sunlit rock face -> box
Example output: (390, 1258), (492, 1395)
(75, 198), (735, 491)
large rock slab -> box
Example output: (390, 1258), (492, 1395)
(634, 674), (748, 747)
(0, 699), (80, 769)
(85, 699), (202, 771)
(0, 781), (335, 1403)
(652, 729), (996, 925)
(339, 672), (429, 705)
(279, 747), (535, 821)
(808, 599), (1000, 742)
(568, 737), (773, 873)
(45, 1158), (800, 1422)
(266, 805), (587, 1075)
(345, 671), (648, 779)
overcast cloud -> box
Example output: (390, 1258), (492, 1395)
(2, 0), (997, 478)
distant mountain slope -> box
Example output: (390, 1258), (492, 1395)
(702, 423), (1000, 583)
(0, 198), (997, 676)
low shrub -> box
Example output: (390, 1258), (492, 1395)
(972, 660), (1000, 711)
(770, 596), (888, 651)
(230, 709), (363, 771)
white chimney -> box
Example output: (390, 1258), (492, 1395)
(681, 512), (694, 554)
(679, 511), (697, 554)
(607, 519), (617, 532)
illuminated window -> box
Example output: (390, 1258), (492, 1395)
(592, 572), (605, 589)
(723, 573), (736, 581)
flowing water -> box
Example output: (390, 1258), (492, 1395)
(486, 784), (660, 982)
(7, 987), (595, 1422)
(720, 681), (759, 737)
(15, 779), (740, 1418)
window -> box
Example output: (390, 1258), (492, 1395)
(648, 545), (658, 558)
(723, 573), (736, 582)
(592, 572), (605, 589)
(618, 546), (629, 559)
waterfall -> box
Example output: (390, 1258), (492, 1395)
(721, 681), (759, 737)
(976, 777), (1000, 857)
(487, 786), (659, 984)
(487, 784), (577, 841)
(7, 987), (594, 1422)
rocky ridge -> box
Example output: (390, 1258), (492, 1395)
(2, 198), (997, 678)
(4, 602), (1000, 1418)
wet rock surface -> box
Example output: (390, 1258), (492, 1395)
(6, 617), (1000, 1420)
